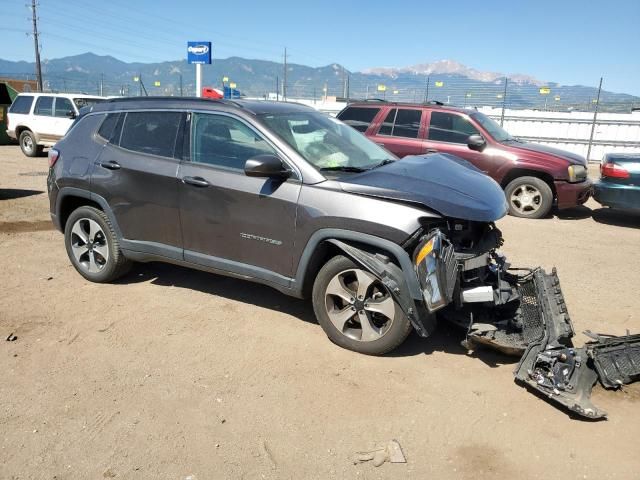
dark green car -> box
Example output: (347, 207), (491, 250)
(594, 153), (640, 209)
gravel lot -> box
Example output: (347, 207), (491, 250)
(1, 145), (639, 479)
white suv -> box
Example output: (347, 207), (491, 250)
(7, 93), (105, 157)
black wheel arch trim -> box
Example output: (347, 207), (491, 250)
(293, 229), (435, 337)
(55, 187), (123, 238)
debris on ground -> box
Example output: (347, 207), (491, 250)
(6, 333), (17, 342)
(353, 440), (406, 467)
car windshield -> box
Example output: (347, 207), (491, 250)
(471, 112), (514, 142)
(73, 97), (104, 109)
(260, 111), (396, 171)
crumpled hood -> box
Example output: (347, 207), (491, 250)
(339, 154), (508, 222)
(509, 141), (587, 166)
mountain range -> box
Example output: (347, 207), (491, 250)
(0, 53), (637, 111)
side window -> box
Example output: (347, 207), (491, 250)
(428, 112), (479, 144)
(97, 113), (122, 143)
(34, 96), (54, 116)
(191, 113), (276, 170)
(54, 97), (74, 117)
(337, 107), (380, 132)
(120, 111), (182, 158)
(392, 109), (422, 139)
(378, 109), (396, 136)
(9, 95), (34, 114)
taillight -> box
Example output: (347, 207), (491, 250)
(48, 148), (60, 167)
(601, 162), (630, 179)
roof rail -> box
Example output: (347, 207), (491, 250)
(104, 96), (246, 109)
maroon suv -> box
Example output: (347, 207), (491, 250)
(337, 101), (591, 219)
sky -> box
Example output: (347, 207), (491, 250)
(1, 0), (639, 95)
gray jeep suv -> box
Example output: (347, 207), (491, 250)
(46, 97), (563, 358)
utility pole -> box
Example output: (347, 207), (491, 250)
(346, 74), (350, 102)
(282, 47), (288, 101)
(424, 75), (430, 103)
(341, 66), (346, 98)
(179, 74), (183, 96)
(500, 77), (508, 126)
(30, 0), (43, 92)
(276, 76), (279, 101)
(586, 77), (603, 163)
(99, 73), (104, 96)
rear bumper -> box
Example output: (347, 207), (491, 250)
(593, 181), (640, 209)
(6, 129), (16, 140)
(554, 179), (592, 210)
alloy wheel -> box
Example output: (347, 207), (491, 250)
(70, 218), (109, 273)
(510, 184), (542, 215)
(324, 268), (395, 342)
(21, 135), (34, 155)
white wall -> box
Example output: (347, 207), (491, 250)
(478, 107), (640, 161)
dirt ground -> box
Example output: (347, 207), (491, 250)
(1, 144), (639, 480)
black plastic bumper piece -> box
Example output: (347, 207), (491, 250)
(586, 332), (640, 389)
(513, 269), (610, 419)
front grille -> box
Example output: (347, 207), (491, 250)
(518, 278), (545, 344)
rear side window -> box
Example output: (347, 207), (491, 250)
(378, 108), (422, 138)
(392, 109), (422, 138)
(378, 109), (396, 136)
(120, 111), (182, 158)
(34, 96), (54, 116)
(428, 112), (478, 144)
(337, 107), (380, 132)
(9, 95), (33, 114)
(97, 113), (122, 143)
(54, 97), (74, 117)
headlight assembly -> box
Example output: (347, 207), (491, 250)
(568, 164), (587, 183)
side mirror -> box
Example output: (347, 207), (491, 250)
(244, 154), (290, 179)
(467, 134), (486, 152)
(66, 110), (77, 119)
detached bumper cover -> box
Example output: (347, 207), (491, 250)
(513, 270), (640, 419)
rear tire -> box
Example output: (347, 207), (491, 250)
(312, 255), (412, 355)
(19, 130), (42, 157)
(64, 206), (132, 283)
(505, 176), (553, 219)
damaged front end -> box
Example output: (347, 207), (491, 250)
(409, 221), (640, 419)
(330, 218), (639, 419)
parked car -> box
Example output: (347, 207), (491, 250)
(337, 101), (591, 219)
(593, 153), (640, 210)
(48, 97), (569, 358)
(6, 92), (105, 157)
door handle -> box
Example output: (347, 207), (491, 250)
(182, 176), (209, 187)
(99, 160), (121, 170)
(425, 149), (439, 154)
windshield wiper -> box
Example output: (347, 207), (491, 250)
(370, 159), (395, 169)
(319, 166), (368, 173)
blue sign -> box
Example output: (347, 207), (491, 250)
(187, 41), (212, 65)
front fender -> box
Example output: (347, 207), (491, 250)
(326, 239), (437, 337)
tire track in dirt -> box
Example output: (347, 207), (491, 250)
(0, 220), (55, 233)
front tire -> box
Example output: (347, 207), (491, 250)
(19, 130), (42, 157)
(505, 176), (553, 219)
(312, 255), (412, 355)
(64, 206), (132, 283)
